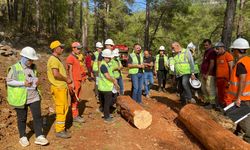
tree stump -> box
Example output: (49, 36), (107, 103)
(116, 96), (152, 129)
(178, 104), (250, 149)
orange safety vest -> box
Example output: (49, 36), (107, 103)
(227, 56), (250, 101)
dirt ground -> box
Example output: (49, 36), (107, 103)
(0, 53), (236, 150)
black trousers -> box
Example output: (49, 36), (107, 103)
(157, 70), (167, 88)
(15, 101), (43, 138)
(99, 91), (113, 119)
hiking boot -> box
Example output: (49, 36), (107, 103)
(56, 131), (71, 139)
(104, 117), (115, 123)
(158, 87), (162, 92)
(145, 95), (150, 98)
(73, 116), (85, 123)
(34, 135), (49, 146)
(19, 136), (29, 147)
(162, 88), (166, 92)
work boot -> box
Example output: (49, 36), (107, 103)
(73, 116), (85, 123)
(56, 131), (71, 139)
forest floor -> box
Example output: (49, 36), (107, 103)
(0, 53), (236, 150)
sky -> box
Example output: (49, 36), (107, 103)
(129, 0), (146, 12)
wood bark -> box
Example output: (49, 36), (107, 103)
(144, 0), (150, 51)
(14, 0), (18, 22)
(20, 0), (26, 31)
(116, 96), (152, 129)
(68, 0), (75, 29)
(82, 0), (88, 49)
(237, 0), (246, 37)
(93, 0), (99, 42)
(35, 0), (40, 32)
(221, 0), (237, 49)
(178, 104), (250, 150)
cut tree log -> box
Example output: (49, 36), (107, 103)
(178, 104), (250, 150)
(116, 96), (152, 129)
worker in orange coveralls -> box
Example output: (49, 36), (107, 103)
(66, 42), (85, 123)
(214, 41), (233, 107)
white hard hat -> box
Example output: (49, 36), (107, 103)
(102, 49), (113, 58)
(20, 46), (39, 60)
(189, 78), (201, 89)
(187, 42), (196, 50)
(159, 46), (165, 51)
(96, 42), (103, 48)
(230, 38), (250, 49)
(112, 48), (120, 57)
(105, 39), (114, 46)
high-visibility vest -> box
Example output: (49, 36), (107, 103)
(227, 56), (250, 101)
(168, 57), (175, 75)
(174, 48), (191, 76)
(7, 62), (37, 107)
(128, 52), (144, 74)
(92, 51), (99, 72)
(109, 58), (121, 79)
(155, 54), (168, 71)
(98, 60), (114, 91)
(194, 61), (200, 74)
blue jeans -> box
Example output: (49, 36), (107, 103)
(144, 72), (154, 95)
(131, 73), (144, 103)
(116, 76), (124, 95)
(177, 74), (192, 104)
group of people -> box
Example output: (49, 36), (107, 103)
(6, 37), (250, 147)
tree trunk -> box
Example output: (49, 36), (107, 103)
(93, 0), (99, 43)
(7, 0), (12, 22)
(35, 0), (40, 32)
(178, 104), (250, 150)
(237, 0), (246, 37)
(20, 0), (26, 31)
(82, 0), (88, 49)
(116, 96), (152, 129)
(80, 0), (83, 29)
(68, 0), (75, 29)
(14, 0), (18, 22)
(149, 8), (167, 50)
(144, 0), (150, 51)
(221, 0), (237, 49)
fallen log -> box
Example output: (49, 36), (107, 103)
(178, 104), (250, 150)
(116, 96), (152, 129)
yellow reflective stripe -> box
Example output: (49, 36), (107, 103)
(228, 91), (250, 96)
(230, 81), (250, 86)
(56, 121), (65, 124)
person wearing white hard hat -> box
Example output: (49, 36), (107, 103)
(225, 38), (250, 143)
(200, 39), (217, 109)
(105, 39), (115, 50)
(6, 47), (49, 147)
(109, 48), (124, 95)
(214, 41), (234, 107)
(92, 42), (104, 100)
(128, 43), (144, 104)
(98, 49), (119, 123)
(154, 45), (168, 92)
(172, 42), (196, 105)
